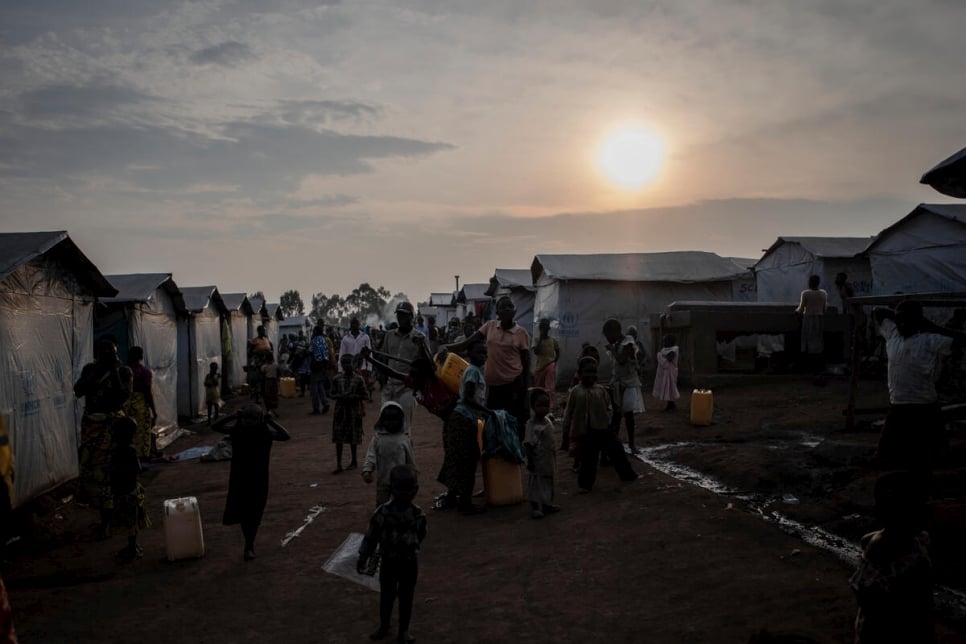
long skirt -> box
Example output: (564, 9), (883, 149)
(436, 413), (480, 500)
(652, 364), (680, 402)
(123, 392), (153, 459)
(800, 314), (824, 354)
(78, 412), (121, 510)
(533, 363), (557, 412)
(527, 473), (555, 505)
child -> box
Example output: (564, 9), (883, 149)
(211, 404), (291, 560)
(850, 470), (933, 643)
(563, 357), (638, 493)
(260, 353), (280, 415)
(562, 344), (602, 453)
(362, 402), (416, 507)
(204, 362), (221, 424)
(653, 334), (681, 411)
(357, 464), (426, 644)
(111, 416), (149, 562)
(602, 318), (645, 454)
(330, 353), (367, 474)
(524, 388), (558, 519)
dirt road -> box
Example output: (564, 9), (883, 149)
(5, 378), (965, 643)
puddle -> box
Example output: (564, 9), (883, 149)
(633, 443), (966, 621)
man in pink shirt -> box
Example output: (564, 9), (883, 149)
(446, 296), (531, 438)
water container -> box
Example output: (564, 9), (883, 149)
(690, 389), (714, 427)
(436, 353), (469, 395)
(279, 377), (297, 399)
(482, 458), (524, 506)
(164, 496), (205, 561)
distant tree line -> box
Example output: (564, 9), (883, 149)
(268, 284), (407, 328)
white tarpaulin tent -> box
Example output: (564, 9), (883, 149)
(428, 292), (457, 327)
(0, 231), (116, 507)
(98, 273), (185, 448)
(531, 251), (753, 383)
(457, 283), (492, 321)
(865, 203), (966, 294)
(264, 302), (283, 350)
(753, 237), (874, 307)
(486, 268), (536, 335)
(177, 286), (227, 419)
(220, 293), (254, 391)
(921, 146), (966, 198)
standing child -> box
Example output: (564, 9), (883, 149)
(211, 404), (290, 560)
(204, 362), (221, 424)
(602, 319), (645, 454)
(330, 353), (367, 474)
(111, 416), (149, 562)
(261, 353), (280, 416)
(358, 464), (426, 644)
(524, 388), (558, 519)
(362, 402), (416, 507)
(563, 357), (638, 493)
(653, 334), (681, 411)
(850, 470), (933, 643)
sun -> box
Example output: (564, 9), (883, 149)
(596, 125), (665, 190)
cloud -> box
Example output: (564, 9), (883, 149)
(189, 41), (256, 66)
(19, 83), (155, 121)
(274, 100), (381, 125)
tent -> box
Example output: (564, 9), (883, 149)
(426, 292), (457, 327)
(531, 251), (753, 382)
(457, 283), (493, 321)
(177, 286), (227, 419)
(97, 273), (186, 448)
(864, 203), (966, 294)
(219, 293), (255, 390)
(264, 302), (283, 350)
(753, 237), (874, 307)
(486, 268), (536, 334)
(278, 314), (310, 346)
(0, 231), (116, 507)
(921, 146), (966, 198)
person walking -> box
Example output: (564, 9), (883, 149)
(340, 317), (374, 400)
(309, 325), (331, 415)
(380, 302), (431, 435)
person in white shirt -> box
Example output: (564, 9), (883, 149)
(796, 274), (828, 375)
(873, 301), (965, 470)
(340, 317), (374, 400)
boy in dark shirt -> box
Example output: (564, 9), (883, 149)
(358, 465), (427, 644)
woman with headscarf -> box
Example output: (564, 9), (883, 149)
(74, 337), (129, 538)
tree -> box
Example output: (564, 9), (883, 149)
(279, 290), (305, 317)
(248, 290), (265, 302)
(344, 283), (392, 322)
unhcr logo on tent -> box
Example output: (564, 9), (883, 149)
(559, 311), (579, 337)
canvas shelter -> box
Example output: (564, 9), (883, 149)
(278, 314), (310, 345)
(220, 293), (255, 390)
(864, 204), (966, 295)
(486, 268), (536, 334)
(921, 145), (966, 199)
(428, 292), (457, 327)
(96, 273), (186, 448)
(0, 231), (116, 507)
(177, 286), (228, 418)
(457, 283), (493, 321)
(754, 237), (874, 306)
(264, 302), (283, 349)
(530, 251), (753, 383)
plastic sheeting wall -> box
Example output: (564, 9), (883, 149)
(756, 244), (872, 305)
(128, 292), (180, 446)
(177, 307), (222, 418)
(227, 312), (248, 389)
(869, 213), (966, 294)
(1, 260), (94, 507)
(532, 279), (733, 384)
(508, 289), (534, 338)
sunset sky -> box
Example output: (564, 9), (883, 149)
(1, 0), (964, 305)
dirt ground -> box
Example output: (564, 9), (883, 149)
(5, 375), (966, 643)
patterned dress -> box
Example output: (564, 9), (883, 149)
(74, 362), (129, 510)
(330, 371), (367, 444)
(124, 362), (154, 458)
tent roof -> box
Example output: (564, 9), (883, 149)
(920, 145), (966, 198)
(0, 230), (116, 296)
(101, 273), (186, 313)
(754, 237), (873, 268)
(457, 283), (491, 302)
(487, 268), (535, 295)
(725, 257), (760, 271)
(266, 303), (283, 320)
(531, 251), (750, 284)
(865, 203), (966, 253)
(429, 292), (455, 306)
(180, 286), (227, 314)
(220, 292), (255, 315)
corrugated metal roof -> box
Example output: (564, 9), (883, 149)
(101, 273), (186, 313)
(0, 230), (116, 296)
(531, 251), (750, 284)
(865, 203), (966, 253)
